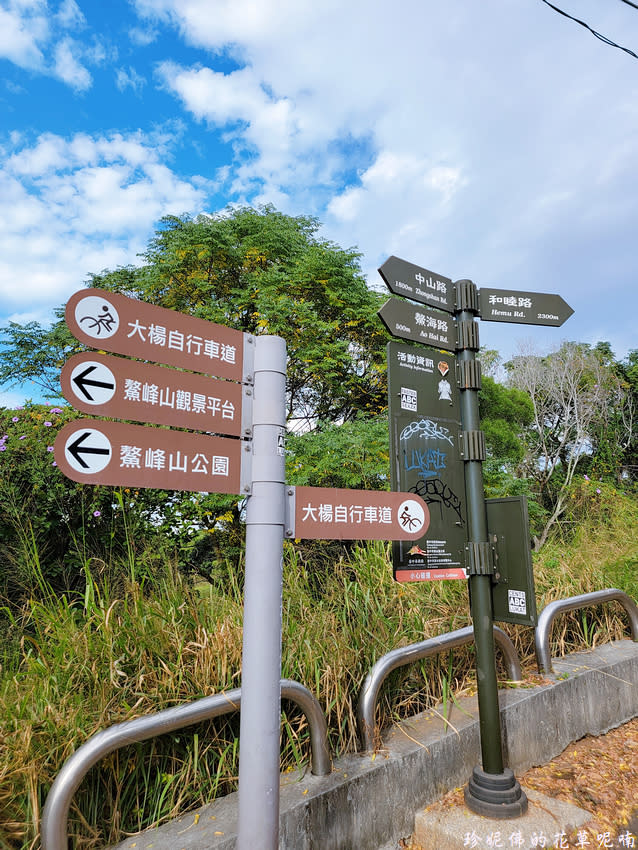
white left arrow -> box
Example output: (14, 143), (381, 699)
(70, 360), (117, 405)
(64, 428), (112, 474)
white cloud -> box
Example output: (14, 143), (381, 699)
(115, 66), (147, 94)
(53, 37), (92, 91)
(0, 131), (211, 316)
(0, 1), (48, 69)
(55, 0), (85, 29)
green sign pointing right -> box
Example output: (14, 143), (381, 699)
(478, 287), (574, 327)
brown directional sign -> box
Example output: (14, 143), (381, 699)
(378, 256), (455, 314)
(378, 298), (456, 352)
(478, 288), (574, 327)
(61, 353), (244, 437)
(54, 419), (243, 494)
(66, 288), (245, 381)
(293, 486), (429, 541)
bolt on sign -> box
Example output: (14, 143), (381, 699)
(290, 486), (429, 541)
(66, 288), (245, 381)
(387, 342), (467, 582)
(61, 352), (245, 437)
(55, 419), (243, 494)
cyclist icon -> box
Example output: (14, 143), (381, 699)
(79, 304), (117, 335)
(400, 506), (421, 530)
(74, 295), (120, 339)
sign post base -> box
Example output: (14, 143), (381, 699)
(464, 766), (528, 819)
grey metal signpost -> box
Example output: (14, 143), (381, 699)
(237, 335), (287, 850)
(51, 286), (446, 848)
(379, 261), (573, 819)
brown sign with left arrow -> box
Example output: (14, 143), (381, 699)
(61, 352), (244, 437)
(54, 419), (243, 494)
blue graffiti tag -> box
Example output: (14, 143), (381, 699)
(404, 447), (447, 479)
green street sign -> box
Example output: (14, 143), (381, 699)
(378, 255), (455, 314)
(378, 298), (456, 352)
(387, 342), (467, 581)
(478, 288), (574, 327)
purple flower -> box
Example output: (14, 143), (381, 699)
(50, 408), (63, 414)
(52, 461), (57, 467)
(44, 421), (52, 427)
(93, 510), (101, 517)
(11, 417), (19, 423)
(47, 446), (54, 452)
(0, 446), (6, 452)
(19, 435), (26, 440)
(584, 475), (590, 481)
(596, 488), (601, 494)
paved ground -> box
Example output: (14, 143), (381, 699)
(400, 716), (638, 849)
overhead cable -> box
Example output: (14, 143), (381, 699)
(540, 0), (638, 59)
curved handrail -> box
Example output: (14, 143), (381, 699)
(535, 588), (638, 673)
(41, 679), (330, 850)
(357, 625), (522, 752)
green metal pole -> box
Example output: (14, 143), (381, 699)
(455, 280), (527, 817)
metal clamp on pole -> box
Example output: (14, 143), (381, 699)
(456, 319), (480, 351)
(458, 359), (482, 390)
(465, 541), (495, 576)
(461, 429), (486, 462)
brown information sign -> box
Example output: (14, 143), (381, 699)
(66, 288), (245, 381)
(61, 352), (244, 437)
(293, 486), (429, 541)
(54, 419), (243, 494)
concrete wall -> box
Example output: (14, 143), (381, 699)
(111, 640), (638, 850)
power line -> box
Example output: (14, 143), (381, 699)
(618, 0), (638, 11)
(540, 0), (638, 60)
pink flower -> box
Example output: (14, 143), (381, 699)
(93, 510), (101, 517)
(11, 417), (19, 423)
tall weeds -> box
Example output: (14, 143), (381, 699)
(1, 486), (636, 849)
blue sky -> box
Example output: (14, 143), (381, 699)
(1, 0), (638, 405)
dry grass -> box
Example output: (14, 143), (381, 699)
(1, 486), (636, 849)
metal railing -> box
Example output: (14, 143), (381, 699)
(41, 679), (330, 850)
(535, 588), (638, 673)
(357, 625), (522, 752)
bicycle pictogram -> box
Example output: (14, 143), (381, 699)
(79, 304), (118, 336)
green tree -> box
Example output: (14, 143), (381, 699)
(506, 341), (625, 548)
(0, 206), (390, 583)
(90, 205), (388, 427)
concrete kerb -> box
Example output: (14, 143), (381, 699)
(110, 640), (638, 850)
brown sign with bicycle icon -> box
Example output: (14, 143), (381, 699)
(292, 486), (429, 541)
(66, 288), (245, 382)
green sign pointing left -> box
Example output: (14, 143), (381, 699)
(378, 297), (456, 352)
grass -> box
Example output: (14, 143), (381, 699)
(0, 486), (637, 849)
